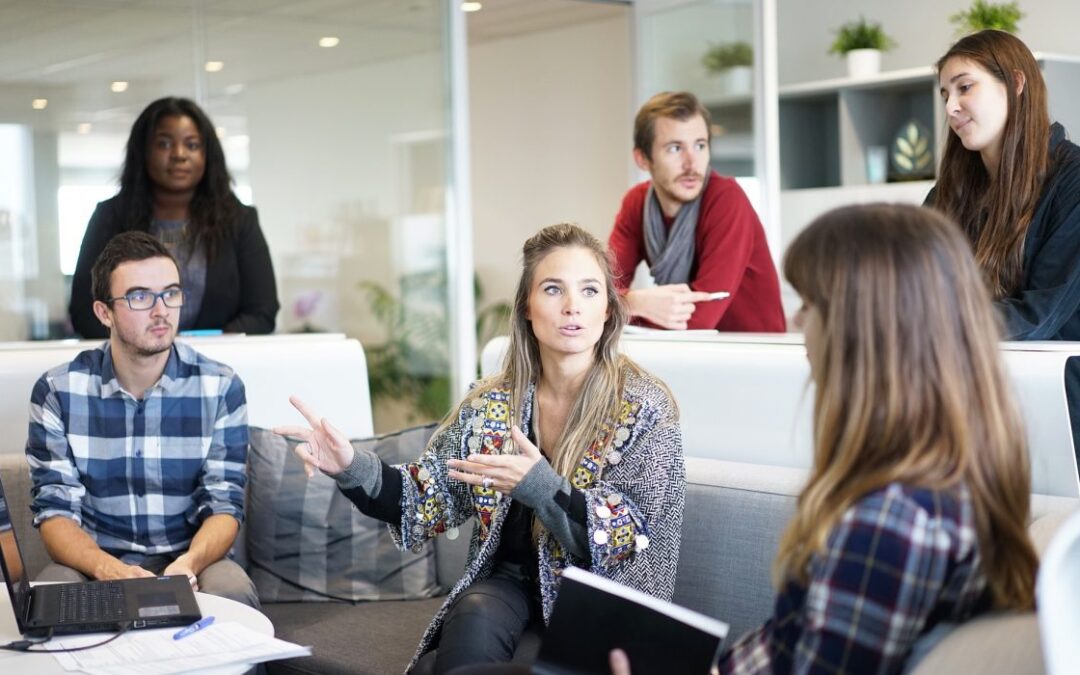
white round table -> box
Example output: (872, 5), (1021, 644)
(0, 589), (273, 674)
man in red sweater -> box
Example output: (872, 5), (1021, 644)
(609, 91), (785, 331)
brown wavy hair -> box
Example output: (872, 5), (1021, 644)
(932, 30), (1049, 298)
(633, 91), (713, 161)
(778, 204), (1037, 610)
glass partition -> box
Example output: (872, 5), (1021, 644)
(0, 1), (462, 430)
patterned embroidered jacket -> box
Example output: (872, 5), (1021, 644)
(388, 368), (686, 671)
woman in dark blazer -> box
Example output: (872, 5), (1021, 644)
(70, 96), (278, 338)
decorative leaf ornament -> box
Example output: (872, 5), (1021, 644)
(891, 120), (934, 177)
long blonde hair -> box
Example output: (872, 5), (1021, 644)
(779, 204), (1037, 610)
(440, 223), (640, 480)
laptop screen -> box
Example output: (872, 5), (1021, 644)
(0, 476), (31, 627)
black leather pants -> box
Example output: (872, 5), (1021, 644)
(413, 563), (541, 675)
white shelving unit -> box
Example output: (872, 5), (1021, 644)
(701, 92), (755, 177)
(778, 65), (941, 190)
(774, 54), (1080, 315)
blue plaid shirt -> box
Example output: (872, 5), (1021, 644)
(720, 483), (992, 675)
(25, 341), (248, 562)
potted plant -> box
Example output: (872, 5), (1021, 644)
(828, 16), (897, 79)
(702, 41), (753, 95)
(950, 1), (1024, 36)
(359, 272), (510, 426)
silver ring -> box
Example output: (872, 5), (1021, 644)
(482, 476), (492, 490)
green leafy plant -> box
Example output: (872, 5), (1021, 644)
(950, 1), (1023, 35)
(702, 41), (753, 75)
(360, 272), (511, 422)
(828, 16), (897, 56)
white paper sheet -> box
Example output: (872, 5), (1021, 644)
(47, 622), (310, 674)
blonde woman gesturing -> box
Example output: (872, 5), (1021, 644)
(276, 224), (685, 674)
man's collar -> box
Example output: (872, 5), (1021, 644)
(99, 341), (181, 399)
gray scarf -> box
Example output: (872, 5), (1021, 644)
(642, 171), (711, 285)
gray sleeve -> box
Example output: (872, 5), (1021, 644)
(511, 460), (590, 559)
(329, 445), (384, 496)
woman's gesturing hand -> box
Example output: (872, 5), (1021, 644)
(272, 395), (355, 477)
(447, 425), (543, 493)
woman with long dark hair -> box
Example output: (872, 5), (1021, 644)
(70, 96), (278, 337)
(275, 223), (685, 674)
(718, 204), (1038, 673)
(926, 30), (1080, 464)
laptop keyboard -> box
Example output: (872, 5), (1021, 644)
(57, 581), (127, 624)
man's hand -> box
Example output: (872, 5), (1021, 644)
(94, 556), (155, 582)
(625, 284), (713, 329)
(40, 516), (155, 582)
(163, 553), (200, 591)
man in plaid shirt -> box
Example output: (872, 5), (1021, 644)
(25, 232), (256, 607)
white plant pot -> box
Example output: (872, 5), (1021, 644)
(721, 65), (753, 95)
(846, 49), (881, 79)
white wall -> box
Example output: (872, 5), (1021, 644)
(244, 52), (446, 341)
(778, 0), (1080, 85)
(243, 16), (635, 330)
(468, 16), (633, 308)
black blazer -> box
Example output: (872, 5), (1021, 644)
(69, 196), (280, 338)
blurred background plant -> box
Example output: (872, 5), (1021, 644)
(827, 16), (896, 55)
(360, 272), (511, 423)
(950, 1), (1024, 36)
(702, 41), (753, 75)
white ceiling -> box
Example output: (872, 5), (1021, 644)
(0, 0), (628, 133)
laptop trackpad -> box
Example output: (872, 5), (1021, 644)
(135, 591), (181, 617)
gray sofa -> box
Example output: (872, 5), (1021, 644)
(1, 452), (1062, 674)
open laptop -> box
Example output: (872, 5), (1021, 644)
(0, 474), (200, 636)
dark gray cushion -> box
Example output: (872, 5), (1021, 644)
(246, 424), (439, 603)
(263, 597), (446, 675)
(673, 482), (797, 642)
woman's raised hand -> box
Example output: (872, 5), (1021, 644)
(447, 425), (544, 493)
(272, 395), (355, 477)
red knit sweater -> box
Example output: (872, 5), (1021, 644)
(609, 172), (786, 332)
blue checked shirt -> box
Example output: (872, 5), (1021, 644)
(25, 341), (248, 562)
(720, 483), (992, 675)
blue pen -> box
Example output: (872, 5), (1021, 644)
(173, 615), (215, 640)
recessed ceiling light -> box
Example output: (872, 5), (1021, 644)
(224, 83), (245, 95)
(77, 123), (92, 134)
(111, 81), (129, 93)
(205, 61), (224, 73)
(461, 1), (482, 11)
(215, 126), (226, 138)
(31, 98), (47, 110)
(318, 36), (340, 48)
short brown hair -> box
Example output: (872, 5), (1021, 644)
(633, 91), (712, 161)
(91, 232), (179, 303)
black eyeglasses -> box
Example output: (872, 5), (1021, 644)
(107, 288), (185, 311)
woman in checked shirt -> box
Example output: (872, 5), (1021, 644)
(719, 203), (1039, 674)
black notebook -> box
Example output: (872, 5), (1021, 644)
(533, 566), (729, 675)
